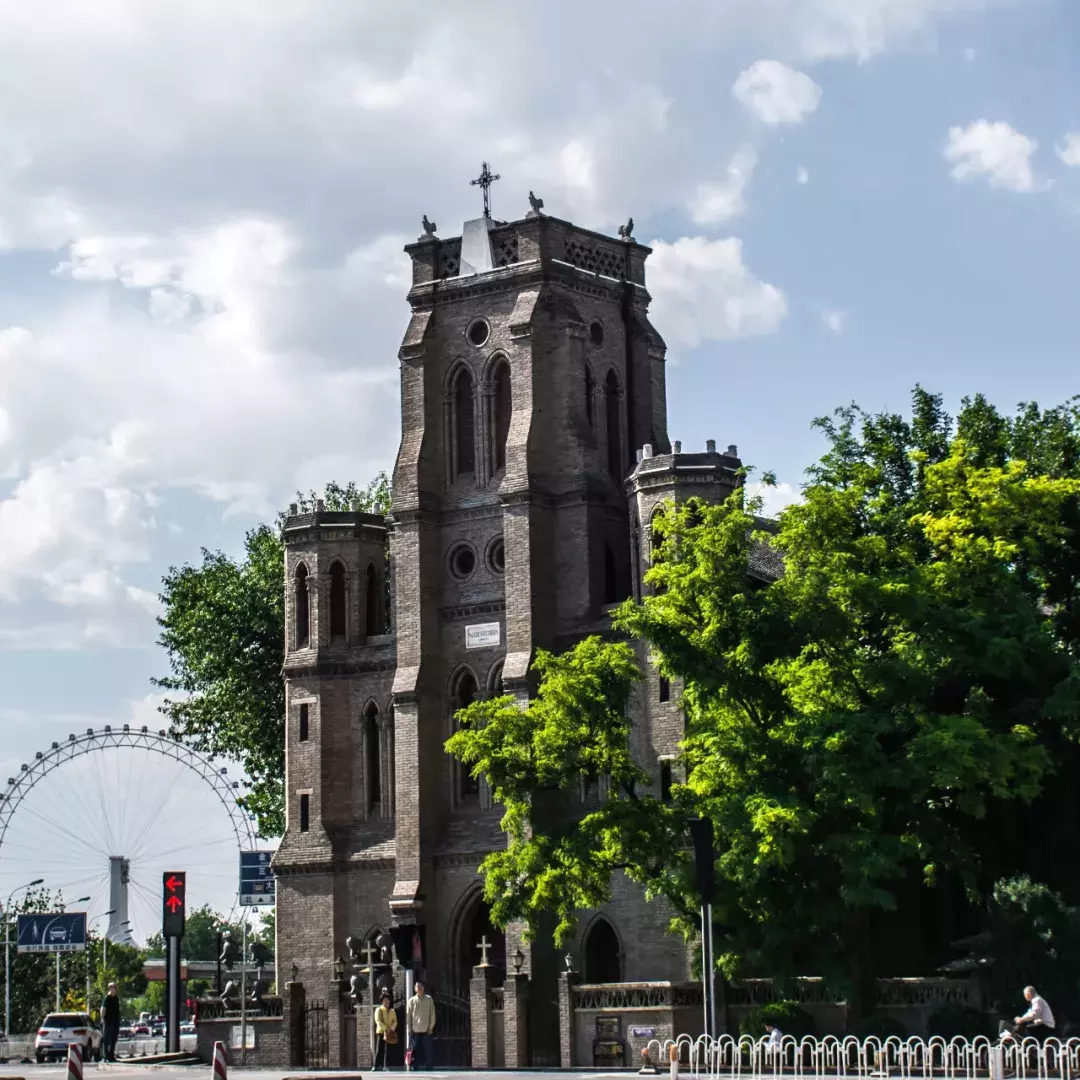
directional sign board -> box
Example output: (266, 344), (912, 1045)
(240, 850), (275, 907)
(162, 871), (186, 937)
(17, 912), (87, 953)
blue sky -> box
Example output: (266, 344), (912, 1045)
(0, 0), (1078, 935)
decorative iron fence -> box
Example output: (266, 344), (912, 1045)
(644, 1033), (1080, 1080)
(430, 992), (472, 1068)
(197, 995), (283, 1020)
(303, 999), (329, 1069)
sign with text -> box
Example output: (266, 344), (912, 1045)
(16, 912), (86, 953)
(240, 850), (276, 907)
(465, 622), (500, 649)
(162, 871), (186, 937)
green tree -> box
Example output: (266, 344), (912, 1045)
(144, 905), (246, 962)
(448, 390), (1080, 1018)
(155, 474), (390, 836)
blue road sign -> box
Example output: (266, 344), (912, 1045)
(16, 912), (87, 954)
(240, 850), (275, 907)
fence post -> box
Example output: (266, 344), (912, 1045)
(284, 980), (305, 1068)
(503, 971), (530, 1068)
(558, 966), (579, 1069)
(469, 964), (498, 1068)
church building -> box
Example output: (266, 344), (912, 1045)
(272, 179), (744, 1066)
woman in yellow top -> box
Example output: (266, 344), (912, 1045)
(374, 990), (397, 1071)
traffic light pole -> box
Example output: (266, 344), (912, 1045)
(166, 935), (181, 1053)
(162, 872), (187, 1055)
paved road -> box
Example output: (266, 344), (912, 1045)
(0, 1068), (634, 1079)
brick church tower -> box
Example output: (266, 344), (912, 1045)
(273, 194), (743, 1066)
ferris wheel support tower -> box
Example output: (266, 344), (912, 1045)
(107, 855), (130, 943)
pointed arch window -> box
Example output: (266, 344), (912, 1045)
(364, 702), (381, 817)
(365, 563), (379, 637)
(585, 365), (595, 428)
(605, 369), (622, 481)
(329, 562), (346, 640)
(295, 564), (310, 648)
(492, 359), (512, 472)
(453, 367), (476, 476)
(453, 670), (479, 799)
(584, 917), (622, 983)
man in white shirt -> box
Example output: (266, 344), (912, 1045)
(1014, 986), (1055, 1042)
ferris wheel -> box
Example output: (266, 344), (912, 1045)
(0, 725), (259, 944)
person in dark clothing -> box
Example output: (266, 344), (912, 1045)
(101, 983), (122, 1062)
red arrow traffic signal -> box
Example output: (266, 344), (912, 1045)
(162, 871), (186, 937)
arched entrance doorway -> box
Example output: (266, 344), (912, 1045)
(455, 893), (506, 994)
(583, 917), (622, 983)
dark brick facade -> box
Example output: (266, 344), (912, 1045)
(272, 208), (742, 1066)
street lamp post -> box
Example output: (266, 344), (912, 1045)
(56, 898), (91, 1011)
(86, 911), (116, 1013)
(3, 878), (44, 1038)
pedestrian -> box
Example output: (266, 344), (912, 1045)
(374, 991), (397, 1071)
(1013, 986), (1055, 1042)
(101, 982), (122, 1062)
(406, 981), (436, 1069)
(764, 1023), (783, 1063)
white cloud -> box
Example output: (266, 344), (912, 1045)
(821, 309), (846, 334)
(0, 0), (1020, 654)
(747, 480), (801, 517)
(647, 236), (787, 349)
(732, 60), (822, 125)
(690, 147), (758, 225)
(944, 120), (1037, 192)
(796, 166), (810, 184)
(1057, 133), (1080, 168)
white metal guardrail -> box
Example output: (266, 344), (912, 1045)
(645, 1034), (1080, 1080)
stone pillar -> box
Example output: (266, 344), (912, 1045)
(328, 980), (347, 1069)
(356, 998), (373, 1070)
(503, 971), (530, 1068)
(284, 981), (306, 1068)
(469, 965), (499, 1068)
(558, 968), (579, 1069)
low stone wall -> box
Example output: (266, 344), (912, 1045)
(726, 977), (982, 1038)
(567, 982), (705, 1068)
(196, 1015), (288, 1067)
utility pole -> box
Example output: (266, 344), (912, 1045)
(4, 879), (44, 1039)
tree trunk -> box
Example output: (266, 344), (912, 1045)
(845, 909), (877, 1024)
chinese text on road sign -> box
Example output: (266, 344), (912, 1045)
(240, 851), (275, 907)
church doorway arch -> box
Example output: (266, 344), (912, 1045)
(450, 887), (506, 995)
(583, 916), (623, 983)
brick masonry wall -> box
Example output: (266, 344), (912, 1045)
(273, 211), (747, 1068)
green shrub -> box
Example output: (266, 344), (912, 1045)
(848, 1014), (908, 1040)
(740, 1000), (816, 1038)
(926, 1004), (991, 1040)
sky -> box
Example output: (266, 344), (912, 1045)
(1, 0), (1079, 939)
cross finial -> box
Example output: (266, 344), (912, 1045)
(360, 942), (379, 970)
(477, 934), (492, 968)
(470, 161), (500, 219)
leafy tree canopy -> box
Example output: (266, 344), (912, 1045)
(448, 389), (1080, 1013)
(154, 473), (390, 836)
(144, 904), (251, 962)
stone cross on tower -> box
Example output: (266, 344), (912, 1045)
(470, 161), (500, 219)
(359, 942), (379, 972)
(476, 934), (492, 968)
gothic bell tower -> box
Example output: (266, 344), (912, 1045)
(387, 188), (669, 931)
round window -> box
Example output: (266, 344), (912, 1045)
(589, 321), (605, 347)
(487, 536), (506, 574)
(449, 543), (477, 580)
(467, 319), (490, 347)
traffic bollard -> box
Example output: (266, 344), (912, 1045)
(212, 1041), (228, 1080)
(66, 1044), (83, 1080)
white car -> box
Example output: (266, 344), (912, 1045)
(35, 1012), (101, 1063)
